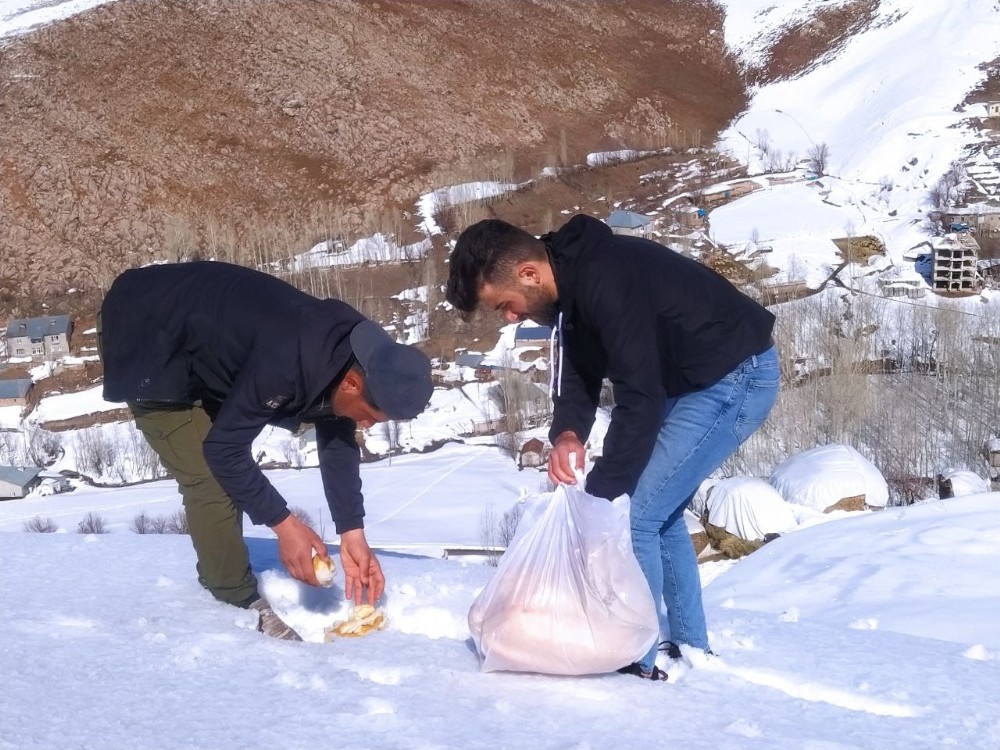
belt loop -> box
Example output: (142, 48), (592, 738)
(751, 353), (758, 368)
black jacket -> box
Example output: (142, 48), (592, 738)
(101, 261), (367, 532)
(545, 215), (775, 501)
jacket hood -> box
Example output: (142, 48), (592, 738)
(542, 214), (614, 322)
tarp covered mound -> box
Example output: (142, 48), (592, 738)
(706, 477), (798, 541)
(690, 477), (718, 518)
(770, 444), (889, 512)
(940, 468), (991, 497)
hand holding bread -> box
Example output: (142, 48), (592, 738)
(313, 554), (336, 588)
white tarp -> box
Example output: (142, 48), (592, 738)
(690, 477), (718, 518)
(705, 477), (799, 541)
(940, 468), (991, 497)
(769, 444), (889, 512)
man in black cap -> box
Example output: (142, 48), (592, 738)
(99, 261), (434, 640)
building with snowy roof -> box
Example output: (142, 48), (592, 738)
(0, 379), (33, 407)
(604, 210), (652, 238)
(0, 466), (43, 499)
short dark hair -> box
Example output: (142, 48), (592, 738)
(445, 219), (546, 313)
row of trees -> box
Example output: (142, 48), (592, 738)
(724, 289), (999, 503)
(483, 285), (998, 507)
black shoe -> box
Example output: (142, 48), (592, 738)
(657, 640), (683, 660)
(617, 662), (668, 681)
(234, 591), (262, 610)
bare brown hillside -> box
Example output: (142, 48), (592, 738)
(0, 0), (746, 315)
(742, 0), (878, 84)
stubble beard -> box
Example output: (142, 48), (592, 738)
(524, 286), (558, 326)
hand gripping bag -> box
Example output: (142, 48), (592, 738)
(468, 484), (658, 675)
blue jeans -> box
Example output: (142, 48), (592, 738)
(630, 346), (780, 670)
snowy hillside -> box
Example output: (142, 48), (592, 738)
(716, 0), (1000, 259)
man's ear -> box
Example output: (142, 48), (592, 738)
(516, 261), (542, 286)
(338, 368), (364, 396)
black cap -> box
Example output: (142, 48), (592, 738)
(350, 320), (433, 420)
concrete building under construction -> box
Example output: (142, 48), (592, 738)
(932, 232), (980, 292)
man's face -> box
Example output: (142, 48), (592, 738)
(332, 373), (390, 428)
(479, 279), (557, 327)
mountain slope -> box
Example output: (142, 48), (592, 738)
(0, 0), (743, 308)
(716, 0), (1000, 259)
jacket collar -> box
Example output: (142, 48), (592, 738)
(541, 214), (613, 324)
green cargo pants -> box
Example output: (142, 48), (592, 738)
(97, 314), (258, 606)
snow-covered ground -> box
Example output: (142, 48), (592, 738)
(0, 0), (111, 38)
(2, 485), (998, 749)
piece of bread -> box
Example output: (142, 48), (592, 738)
(313, 554), (336, 588)
(324, 604), (387, 640)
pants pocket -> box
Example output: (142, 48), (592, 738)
(132, 408), (194, 442)
(732, 374), (779, 443)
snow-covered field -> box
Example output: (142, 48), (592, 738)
(2, 485), (998, 750)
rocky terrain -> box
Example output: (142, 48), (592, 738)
(0, 0), (756, 315)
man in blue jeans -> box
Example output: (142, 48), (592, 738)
(446, 214), (779, 680)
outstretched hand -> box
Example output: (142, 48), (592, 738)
(339, 528), (385, 605)
(272, 513), (327, 586)
(548, 431), (586, 487)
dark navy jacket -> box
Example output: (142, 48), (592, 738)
(545, 215), (775, 501)
(101, 261), (367, 532)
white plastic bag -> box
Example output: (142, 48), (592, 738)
(468, 483), (658, 675)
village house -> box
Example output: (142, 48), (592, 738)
(700, 179), (758, 206)
(987, 101), (1000, 118)
(514, 323), (553, 343)
(5, 315), (73, 361)
(0, 378), (33, 407)
(0, 466), (43, 499)
(517, 437), (547, 470)
(604, 209), (653, 238)
(978, 258), (1000, 287)
(455, 353), (494, 382)
(37, 472), (73, 496)
(676, 204), (705, 230)
(985, 437), (1000, 472)
(932, 205), (1000, 237)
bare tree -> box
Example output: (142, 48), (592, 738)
(77, 512), (108, 534)
(480, 501), (526, 566)
(752, 127), (772, 153)
(490, 352), (531, 458)
(25, 425), (62, 467)
(807, 142), (830, 176)
(165, 510), (190, 534)
(131, 512), (168, 534)
(24, 516), (59, 532)
(380, 420), (401, 453)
